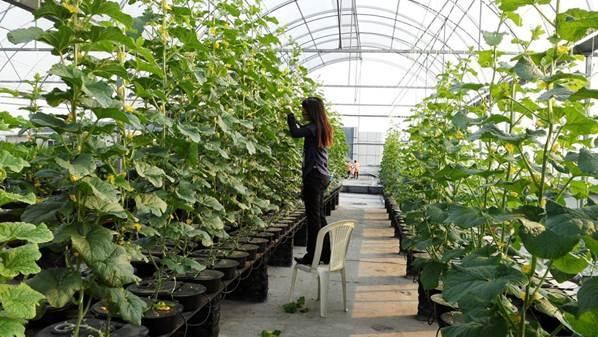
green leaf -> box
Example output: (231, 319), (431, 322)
(0, 243), (42, 278)
(564, 310), (598, 337)
(0, 223), (53, 244)
(55, 154), (97, 178)
(94, 287), (147, 326)
(578, 277), (598, 314)
(82, 78), (115, 108)
(556, 9), (598, 42)
(0, 191), (36, 207)
(93, 108), (131, 124)
(0, 283), (45, 319)
(177, 123), (202, 143)
(0, 150), (30, 173)
(70, 225), (139, 287)
(444, 205), (485, 228)
(83, 0), (134, 26)
(420, 261), (444, 290)
(29, 112), (70, 132)
(482, 31), (505, 46)
(552, 251), (590, 275)
(570, 87), (598, 101)
(134, 161), (165, 188)
(7, 27), (43, 44)
(497, 0), (550, 12)
(443, 256), (526, 308)
(441, 317), (508, 337)
(0, 317), (25, 337)
(578, 148), (598, 177)
(135, 193), (167, 216)
(78, 176), (127, 218)
(518, 218), (579, 259)
(28, 268), (82, 308)
(21, 195), (68, 224)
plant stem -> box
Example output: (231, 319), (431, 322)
(520, 255), (537, 337)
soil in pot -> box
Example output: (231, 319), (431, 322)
(211, 259), (239, 280)
(35, 318), (149, 337)
(127, 280), (177, 298)
(239, 237), (268, 253)
(250, 231), (275, 243)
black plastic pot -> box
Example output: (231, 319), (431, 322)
(35, 318), (149, 337)
(218, 243), (259, 261)
(224, 250), (250, 267)
(251, 231), (275, 243)
(187, 269), (224, 293)
(239, 237), (268, 253)
(211, 259), (239, 280)
(171, 282), (207, 312)
(265, 227), (283, 239)
(141, 300), (183, 336)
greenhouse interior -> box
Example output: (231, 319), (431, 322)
(0, 0), (597, 336)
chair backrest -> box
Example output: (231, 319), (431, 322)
(312, 220), (356, 271)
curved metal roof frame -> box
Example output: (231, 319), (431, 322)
(285, 6), (477, 47)
(285, 16), (469, 55)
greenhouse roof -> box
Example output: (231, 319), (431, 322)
(0, 0), (597, 131)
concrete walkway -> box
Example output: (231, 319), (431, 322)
(220, 193), (438, 337)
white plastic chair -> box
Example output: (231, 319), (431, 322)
(289, 220), (356, 317)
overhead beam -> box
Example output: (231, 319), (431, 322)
(322, 83), (434, 89)
(279, 48), (517, 55)
(0, 47), (53, 52)
(573, 32), (598, 55)
(2, 0), (40, 13)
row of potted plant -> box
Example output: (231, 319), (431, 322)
(381, 1), (596, 336)
(0, 0), (347, 336)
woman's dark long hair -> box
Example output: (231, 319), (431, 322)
(301, 97), (333, 149)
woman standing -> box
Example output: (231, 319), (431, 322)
(287, 97), (333, 265)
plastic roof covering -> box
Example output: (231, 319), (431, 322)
(0, 0), (596, 132)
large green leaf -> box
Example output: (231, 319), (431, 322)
(556, 9), (598, 42)
(518, 218), (579, 259)
(0, 244), (42, 278)
(82, 0), (134, 26)
(70, 225), (138, 287)
(0, 150), (29, 173)
(444, 205), (485, 228)
(7, 27), (43, 44)
(0, 191), (36, 207)
(420, 261), (445, 290)
(443, 256), (526, 308)
(0, 317), (25, 337)
(135, 193), (167, 216)
(134, 161), (166, 188)
(552, 251), (590, 275)
(0, 223), (53, 244)
(82, 78), (115, 108)
(55, 154), (97, 178)
(578, 277), (598, 314)
(200, 195), (224, 211)
(0, 283), (45, 319)
(564, 310), (598, 337)
(94, 287), (147, 325)
(78, 176), (127, 218)
(28, 268), (82, 308)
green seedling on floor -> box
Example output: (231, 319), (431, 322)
(261, 330), (282, 337)
(282, 296), (308, 313)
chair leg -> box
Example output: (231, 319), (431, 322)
(289, 266), (298, 302)
(316, 274), (320, 301)
(318, 270), (329, 317)
(341, 268), (348, 312)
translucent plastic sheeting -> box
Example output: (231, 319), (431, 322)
(0, 0), (596, 131)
